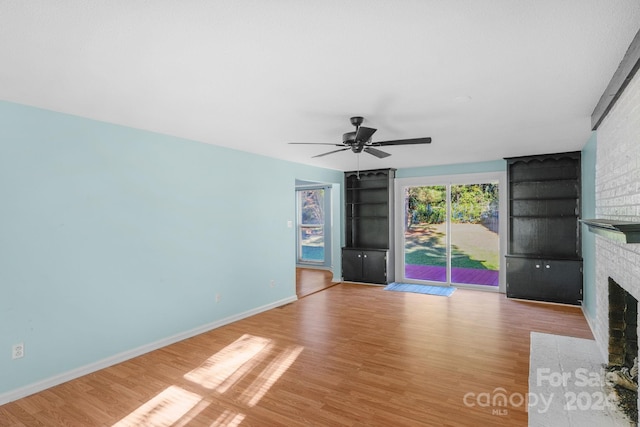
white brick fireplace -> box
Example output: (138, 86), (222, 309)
(592, 69), (640, 361)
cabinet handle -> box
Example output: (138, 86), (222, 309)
(358, 254), (361, 258)
(364, 254), (367, 258)
(535, 264), (540, 268)
(545, 264), (550, 269)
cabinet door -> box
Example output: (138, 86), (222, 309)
(506, 257), (539, 300)
(342, 249), (363, 282)
(362, 250), (387, 284)
(506, 257), (582, 305)
(542, 260), (582, 304)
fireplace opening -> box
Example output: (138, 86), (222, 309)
(607, 277), (638, 423)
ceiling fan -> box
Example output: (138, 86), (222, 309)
(289, 116), (432, 158)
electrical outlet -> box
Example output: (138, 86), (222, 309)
(12, 343), (24, 359)
(270, 280), (275, 288)
(215, 293), (221, 303)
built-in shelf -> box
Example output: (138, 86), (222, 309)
(343, 168), (395, 284)
(505, 151), (582, 305)
(580, 219), (640, 244)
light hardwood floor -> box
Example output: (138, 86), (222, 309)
(0, 283), (592, 426)
(296, 267), (337, 299)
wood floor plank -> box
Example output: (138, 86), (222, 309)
(296, 268), (336, 298)
(0, 282), (592, 426)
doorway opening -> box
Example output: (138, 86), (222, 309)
(395, 172), (505, 290)
(296, 183), (332, 268)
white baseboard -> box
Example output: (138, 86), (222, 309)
(0, 295), (298, 406)
(581, 303), (596, 336)
(580, 303), (607, 362)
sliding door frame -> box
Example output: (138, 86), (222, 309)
(394, 172), (507, 293)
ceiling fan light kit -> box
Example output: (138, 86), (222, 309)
(289, 116), (432, 159)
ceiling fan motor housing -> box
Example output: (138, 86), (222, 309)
(342, 131), (364, 152)
(342, 131), (356, 144)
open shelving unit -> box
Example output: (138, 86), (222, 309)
(505, 152), (582, 304)
(342, 169), (395, 284)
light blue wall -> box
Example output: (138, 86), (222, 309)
(0, 101), (343, 397)
(397, 159), (505, 178)
(581, 132), (597, 322)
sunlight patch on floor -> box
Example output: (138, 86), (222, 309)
(112, 385), (201, 427)
(211, 409), (246, 426)
(172, 398), (213, 427)
(112, 334), (305, 426)
(184, 334), (272, 391)
(242, 345), (304, 407)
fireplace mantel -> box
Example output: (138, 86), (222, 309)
(581, 219), (640, 243)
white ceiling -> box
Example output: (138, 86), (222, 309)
(1, 1), (639, 171)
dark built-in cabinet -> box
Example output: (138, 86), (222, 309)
(342, 248), (387, 284)
(505, 152), (582, 305)
(342, 169), (395, 284)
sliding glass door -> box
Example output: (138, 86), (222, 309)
(404, 185), (448, 283)
(396, 173), (504, 289)
(449, 183), (500, 286)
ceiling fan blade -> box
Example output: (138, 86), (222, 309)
(355, 126), (377, 142)
(364, 147), (391, 158)
(312, 148), (350, 158)
(289, 142), (344, 146)
(375, 137), (432, 146)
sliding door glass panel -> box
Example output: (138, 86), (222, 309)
(404, 185), (447, 283)
(450, 183), (500, 287)
(298, 189), (325, 263)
